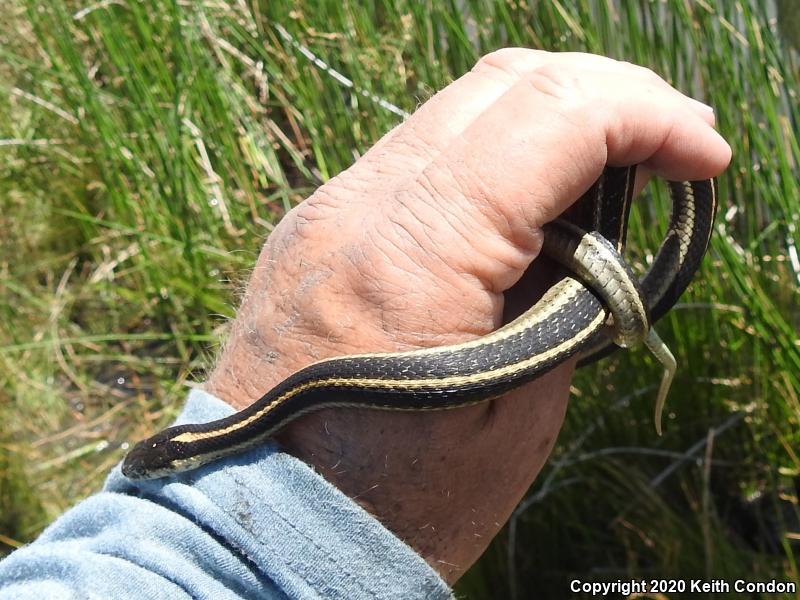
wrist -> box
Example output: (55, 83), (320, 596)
(205, 264), (406, 411)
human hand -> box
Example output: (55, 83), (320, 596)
(206, 49), (731, 582)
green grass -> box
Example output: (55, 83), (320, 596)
(1, 1), (798, 597)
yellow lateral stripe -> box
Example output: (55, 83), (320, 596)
(171, 309), (607, 444)
(301, 278), (587, 365)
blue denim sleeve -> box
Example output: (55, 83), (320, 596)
(0, 389), (454, 600)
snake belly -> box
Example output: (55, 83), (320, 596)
(122, 166), (716, 480)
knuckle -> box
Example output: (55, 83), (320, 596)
(640, 65), (665, 84)
(525, 63), (585, 104)
(475, 47), (525, 69)
(473, 47), (540, 78)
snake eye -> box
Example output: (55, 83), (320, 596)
(121, 431), (179, 479)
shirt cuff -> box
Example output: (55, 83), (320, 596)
(106, 388), (454, 600)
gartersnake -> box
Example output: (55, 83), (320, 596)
(122, 166), (717, 480)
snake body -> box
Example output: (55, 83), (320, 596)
(122, 167), (717, 480)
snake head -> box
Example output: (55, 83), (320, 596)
(121, 428), (187, 480)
